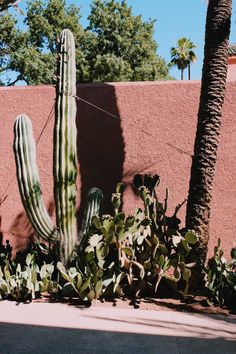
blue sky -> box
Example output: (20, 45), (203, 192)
(74, 0), (236, 80)
(11, 0), (236, 81)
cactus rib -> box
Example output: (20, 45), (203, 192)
(79, 188), (103, 252)
(14, 114), (59, 242)
(81, 188), (104, 236)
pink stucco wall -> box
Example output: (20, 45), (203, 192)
(227, 57), (236, 81)
(227, 66), (236, 81)
(0, 81), (236, 259)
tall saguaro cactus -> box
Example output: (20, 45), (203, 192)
(13, 29), (103, 265)
(54, 29), (78, 262)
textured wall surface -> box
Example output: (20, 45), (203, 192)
(0, 81), (235, 258)
(228, 58), (236, 81)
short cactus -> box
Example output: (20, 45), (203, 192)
(13, 29), (103, 265)
(81, 188), (104, 236)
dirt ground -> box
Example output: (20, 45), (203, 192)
(36, 295), (236, 318)
(92, 297), (236, 317)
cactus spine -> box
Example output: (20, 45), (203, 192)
(54, 29), (77, 262)
(14, 114), (59, 242)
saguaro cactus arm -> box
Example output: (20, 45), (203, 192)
(54, 29), (77, 262)
(14, 114), (59, 242)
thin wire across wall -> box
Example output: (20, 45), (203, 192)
(0, 105), (55, 206)
(0, 95), (192, 206)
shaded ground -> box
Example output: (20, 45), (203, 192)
(0, 301), (235, 354)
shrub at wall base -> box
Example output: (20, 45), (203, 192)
(57, 177), (198, 301)
(205, 239), (236, 308)
(9, 29), (200, 303)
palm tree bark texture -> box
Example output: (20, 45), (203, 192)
(186, 0), (232, 288)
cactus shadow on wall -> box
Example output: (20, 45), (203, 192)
(7, 211), (34, 252)
(0, 200), (55, 253)
(76, 83), (125, 225)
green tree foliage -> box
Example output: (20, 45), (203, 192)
(0, 0), (17, 13)
(87, 0), (169, 82)
(0, 0), (170, 85)
(0, 12), (23, 85)
(0, 0), (89, 85)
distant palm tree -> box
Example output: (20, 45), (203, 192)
(170, 38), (197, 80)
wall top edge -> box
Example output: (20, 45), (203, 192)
(1, 79), (236, 92)
(75, 80), (202, 87)
(0, 84), (56, 92)
(0, 80), (203, 92)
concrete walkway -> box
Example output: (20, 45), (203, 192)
(0, 301), (235, 353)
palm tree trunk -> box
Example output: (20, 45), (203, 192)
(188, 64), (191, 80)
(185, 0), (232, 289)
(181, 69), (184, 80)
